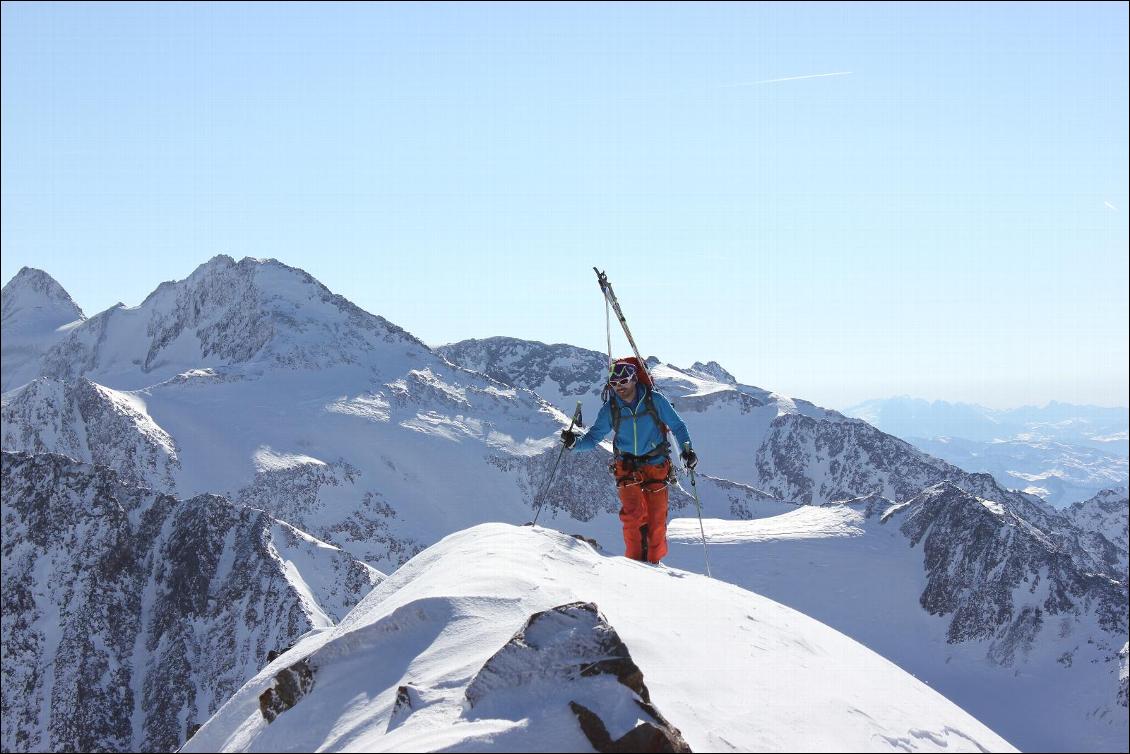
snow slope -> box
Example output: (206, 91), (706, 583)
(664, 486), (1128, 753)
(4, 261), (1123, 752)
(184, 523), (1015, 754)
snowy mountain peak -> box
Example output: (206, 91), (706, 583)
(1075, 486), (1129, 508)
(184, 523), (1016, 754)
(1, 267), (84, 320)
(687, 360), (737, 384)
(36, 257), (430, 389)
(1066, 487), (1129, 576)
(2, 268), (86, 392)
(907, 480), (1012, 520)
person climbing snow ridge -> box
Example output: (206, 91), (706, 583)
(562, 358), (696, 564)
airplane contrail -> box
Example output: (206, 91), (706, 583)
(717, 71), (852, 88)
(1104, 201), (1118, 211)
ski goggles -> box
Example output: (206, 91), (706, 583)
(609, 363), (637, 387)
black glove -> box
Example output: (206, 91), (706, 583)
(561, 429), (578, 449)
(681, 448), (698, 470)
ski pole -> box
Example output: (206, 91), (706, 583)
(531, 401), (583, 527)
(683, 441), (713, 578)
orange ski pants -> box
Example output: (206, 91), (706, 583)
(615, 458), (671, 563)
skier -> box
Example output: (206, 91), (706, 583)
(561, 358), (697, 564)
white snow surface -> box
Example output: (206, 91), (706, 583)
(666, 498), (1128, 753)
(184, 523), (1015, 754)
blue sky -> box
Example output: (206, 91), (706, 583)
(3, 2), (1127, 410)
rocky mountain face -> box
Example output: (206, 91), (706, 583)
(3, 261), (1125, 753)
(1065, 487), (1129, 580)
(1, 260), (780, 576)
(0, 451), (381, 753)
(887, 482), (1126, 657)
(438, 338), (1067, 513)
(1, 268), (85, 393)
(37, 255), (426, 389)
(1, 377), (180, 491)
(437, 336), (610, 402)
(443, 338), (1126, 514)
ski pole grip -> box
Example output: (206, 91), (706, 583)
(567, 401), (583, 430)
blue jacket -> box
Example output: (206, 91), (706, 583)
(572, 386), (692, 463)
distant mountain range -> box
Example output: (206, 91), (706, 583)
(2, 261), (1126, 753)
(843, 395), (1128, 450)
(843, 396), (1128, 506)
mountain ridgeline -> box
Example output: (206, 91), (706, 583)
(1, 259), (1126, 753)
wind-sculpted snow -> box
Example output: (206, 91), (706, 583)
(0, 452), (382, 753)
(183, 524), (1015, 753)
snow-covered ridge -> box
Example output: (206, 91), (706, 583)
(0, 451), (383, 753)
(1, 267), (85, 392)
(184, 523), (1016, 754)
(437, 337), (1063, 510)
(37, 255), (429, 390)
(1, 377), (181, 491)
(3, 261), (1124, 753)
